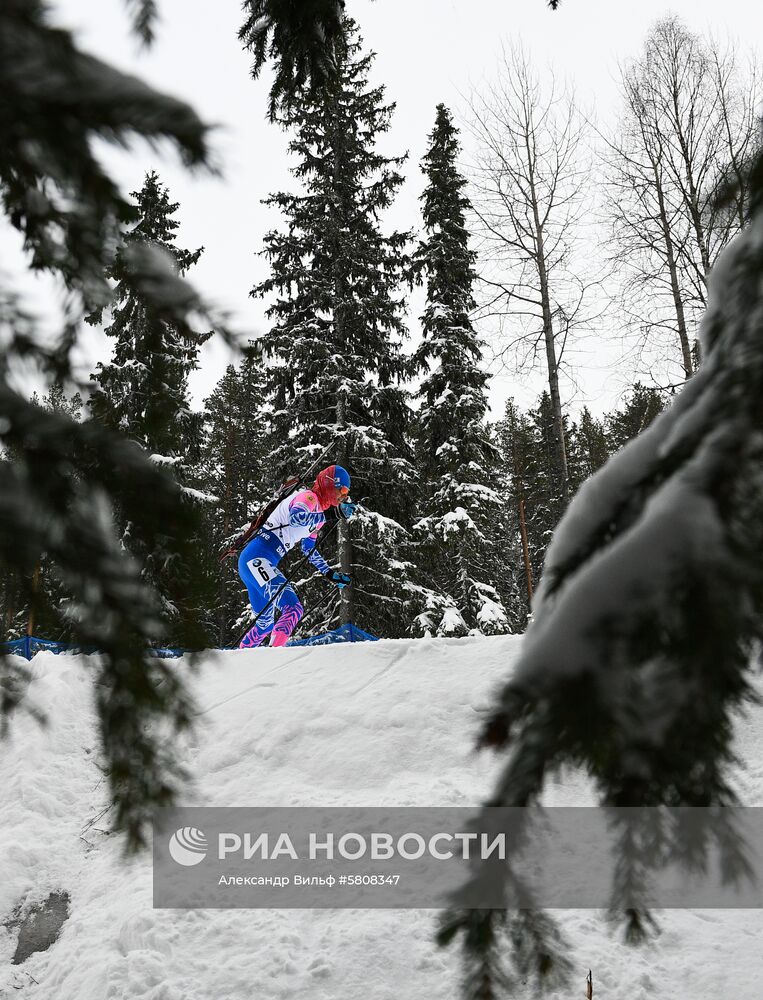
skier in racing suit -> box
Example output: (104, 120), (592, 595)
(238, 465), (352, 648)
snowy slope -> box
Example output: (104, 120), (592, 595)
(2, 637), (763, 999)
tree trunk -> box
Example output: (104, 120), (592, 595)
(336, 391), (352, 627)
(507, 406), (535, 610)
(3, 586), (16, 638)
(533, 216), (569, 496)
(27, 563), (40, 638)
(545, 332), (568, 498)
(653, 167), (694, 380)
(518, 496), (534, 607)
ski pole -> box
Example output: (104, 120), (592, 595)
(286, 583), (337, 644)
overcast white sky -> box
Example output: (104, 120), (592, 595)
(8, 0), (763, 417)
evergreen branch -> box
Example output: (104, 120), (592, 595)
(239, 0), (347, 119)
(0, 0), (212, 316)
(123, 0), (158, 45)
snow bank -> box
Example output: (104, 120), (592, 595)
(2, 638), (763, 998)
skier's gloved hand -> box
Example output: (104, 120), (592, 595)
(338, 500), (357, 520)
(328, 570), (351, 589)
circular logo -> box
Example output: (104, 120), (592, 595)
(169, 827), (208, 866)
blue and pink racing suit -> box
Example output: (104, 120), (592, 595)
(238, 489), (331, 648)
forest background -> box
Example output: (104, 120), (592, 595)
(2, 0), (760, 648)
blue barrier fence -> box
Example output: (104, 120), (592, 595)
(288, 623), (378, 647)
(1, 624), (378, 661)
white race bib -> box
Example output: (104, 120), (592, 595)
(246, 557), (277, 585)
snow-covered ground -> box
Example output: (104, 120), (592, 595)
(2, 636), (763, 999)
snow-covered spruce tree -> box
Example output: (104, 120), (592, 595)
(567, 405), (609, 493)
(606, 381), (667, 452)
(18, 386), (85, 642)
(198, 350), (271, 644)
(252, 19), (415, 639)
(442, 202), (763, 995)
(89, 171), (206, 457)
(493, 400), (542, 626)
(493, 395), (572, 624)
(411, 104), (509, 636)
(528, 390), (568, 526)
(1, 385), (83, 642)
(507, 391), (571, 593)
(88, 171), (214, 647)
(0, 0), (223, 847)
(567, 389), (666, 497)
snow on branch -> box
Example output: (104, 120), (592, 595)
(442, 210), (763, 984)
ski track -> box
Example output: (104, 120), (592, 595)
(2, 639), (763, 999)
(349, 642), (419, 696)
(195, 650), (310, 717)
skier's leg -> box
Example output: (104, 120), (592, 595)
(238, 585), (277, 647)
(270, 587), (304, 647)
(237, 549), (281, 649)
(239, 612), (274, 649)
(241, 556), (302, 647)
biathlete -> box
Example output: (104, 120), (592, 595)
(238, 465), (353, 648)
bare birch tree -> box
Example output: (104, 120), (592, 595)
(465, 44), (592, 501)
(605, 17), (761, 385)
(706, 38), (761, 237)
